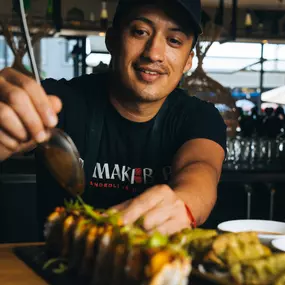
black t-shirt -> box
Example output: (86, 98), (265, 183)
(36, 72), (226, 234)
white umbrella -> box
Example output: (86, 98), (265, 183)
(261, 86), (285, 105)
(261, 102), (278, 110)
(235, 99), (256, 111)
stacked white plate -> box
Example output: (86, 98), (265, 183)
(272, 238), (285, 252)
(217, 219), (285, 246)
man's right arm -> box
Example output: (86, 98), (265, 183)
(0, 67), (62, 162)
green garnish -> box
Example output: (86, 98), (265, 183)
(82, 204), (102, 220)
(76, 195), (85, 206)
(128, 227), (146, 237)
(147, 232), (168, 249)
(53, 263), (68, 274)
(64, 197), (103, 221)
(107, 212), (123, 226)
(167, 243), (188, 257)
(64, 199), (82, 211)
(43, 258), (67, 270)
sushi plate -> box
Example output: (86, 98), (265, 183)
(13, 245), (232, 285)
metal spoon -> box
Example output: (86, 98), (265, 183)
(37, 128), (85, 196)
(18, 0), (85, 197)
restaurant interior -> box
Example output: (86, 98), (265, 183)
(1, 0), (285, 243)
(3, 0), (285, 284)
(0, 0), (284, 247)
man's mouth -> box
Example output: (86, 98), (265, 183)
(140, 69), (159, 75)
(134, 66), (166, 83)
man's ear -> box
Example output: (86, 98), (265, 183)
(183, 50), (194, 73)
(105, 27), (117, 56)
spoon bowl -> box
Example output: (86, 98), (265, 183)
(37, 128), (85, 197)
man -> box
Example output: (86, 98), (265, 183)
(0, 0), (226, 236)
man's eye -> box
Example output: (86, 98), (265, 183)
(169, 38), (182, 46)
(133, 29), (147, 37)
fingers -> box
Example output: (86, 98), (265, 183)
(119, 185), (191, 234)
(122, 185), (164, 224)
(111, 199), (132, 212)
(0, 80), (48, 142)
(142, 206), (171, 232)
(0, 68), (62, 162)
(17, 139), (37, 154)
(154, 219), (191, 235)
(0, 68), (62, 144)
(0, 129), (19, 151)
(0, 102), (28, 141)
(0, 137), (37, 162)
(1, 68), (59, 128)
(48, 95), (62, 114)
(141, 198), (189, 233)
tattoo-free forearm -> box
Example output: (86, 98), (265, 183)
(170, 161), (220, 226)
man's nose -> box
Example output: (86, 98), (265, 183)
(143, 34), (165, 62)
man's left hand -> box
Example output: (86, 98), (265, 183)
(112, 184), (191, 235)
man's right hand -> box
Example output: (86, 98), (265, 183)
(0, 68), (62, 162)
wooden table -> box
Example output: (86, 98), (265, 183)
(0, 243), (48, 285)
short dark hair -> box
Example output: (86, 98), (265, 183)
(112, 2), (198, 51)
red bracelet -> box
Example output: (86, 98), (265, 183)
(184, 203), (197, 228)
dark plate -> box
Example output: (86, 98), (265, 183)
(14, 245), (233, 285)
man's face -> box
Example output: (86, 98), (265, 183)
(109, 4), (195, 103)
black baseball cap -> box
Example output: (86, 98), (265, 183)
(113, 0), (203, 36)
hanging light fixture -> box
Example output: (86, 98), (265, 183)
(245, 9), (253, 33)
(100, 1), (108, 31)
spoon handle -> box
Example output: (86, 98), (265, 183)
(18, 0), (41, 84)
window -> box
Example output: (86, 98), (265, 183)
(0, 36), (5, 61)
(207, 42), (261, 59)
(190, 42), (262, 74)
(264, 44), (285, 61)
(65, 39), (78, 64)
(86, 53), (111, 67)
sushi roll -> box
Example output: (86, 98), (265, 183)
(61, 212), (82, 258)
(123, 232), (191, 285)
(90, 225), (118, 285)
(76, 209), (123, 283)
(89, 211), (125, 285)
(44, 207), (68, 257)
(110, 225), (147, 285)
(111, 243), (129, 285)
(145, 248), (191, 285)
(68, 217), (92, 274)
(79, 225), (105, 281)
(43, 200), (193, 285)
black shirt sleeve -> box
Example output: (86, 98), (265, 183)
(179, 97), (227, 154)
(41, 78), (68, 130)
